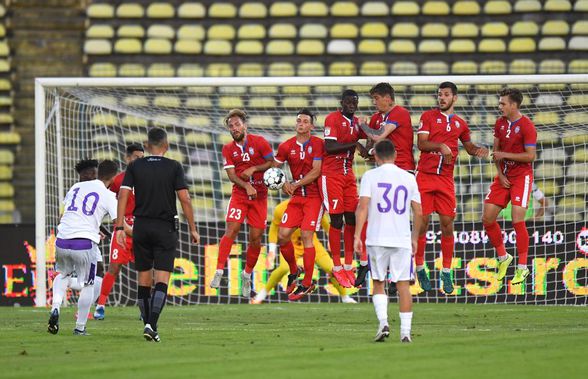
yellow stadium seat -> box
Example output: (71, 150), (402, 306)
(563, 129), (588, 144)
(327, 40), (355, 54)
(573, 149), (588, 162)
(388, 40), (416, 53)
(147, 63), (175, 77)
(535, 93), (563, 107)
(297, 62), (325, 76)
(421, 61), (449, 75)
(119, 63), (145, 77)
(209, 3), (237, 18)
(361, 2), (389, 16)
(448, 39), (476, 53)
(544, 0), (571, 11)
(331, 23), (358, 38)
(282, 97), (309, 108)
(269, 2), (297, 17)
(0, 25), (5, 38)
(480, 60), (507, 74)
(568, 94), (588, 106)
(175, 39), (202, 54)
(177, 63), (204, 77)
(114, 38), (143, 54)
(144, 38), (172, 54)
(391, 61), (418, 75)
(0, 132), (20, 145)
(360, 61), (387, 75)
(481, 22), (509, 37)
(300, 24), (328, 38)
(268, 62), (295, 76)
(391, 23), (419, 38)
(329, 62), (357, 76)
(360, 22), (386, 38)
(300, 2), (328, 16)
(185, 96), (212, 108)
(239, 2), (267, 18)
(514, 0), (542, 12)
(422, 23), (449, 38)
(539, 59), (565, 74)
(86, 24), (114, 38)
(575, 0), (588, 11)
(116, 3), (144, 18)
(297, 39), (324, 55)
(235, 40), (263, 55)
(452, 1), (480, 15)
(122, 95), (149, 107)
(572, 21), (588, 35)
(154, 95), (181, 108)
(359, 39), (386, 54)
(484, 1), (512, 14)
(147, 24), (175, 39)
(208, 24), (235, 40)
(509, 59), (536, 74)
(238, 24), (266, 39)
(91, 113), (118, 127)
(146, 2), (175, 18)
(0, 79), (10, 91)
(509, 38), (536, 52)
(87, 3), (114, 18)
(331, 1), (359, 16)
(478, 39), (506, 53)
(219, 96), (244, 109)
(0, 59), (10, 73)
(268, 23), (297, 38)
(88, 63), (117, 77)
(422, 1), (450, 15)
(185, 131), (212, 145)
(569, 37), (588, 50)
(511, 21), (539, 36)
(391, 1), (420, 15)
(282, 85), (311, 95)
(0, 166), (13, 181)
(451, 23), (479, 37)
(533, 111), (559, 125)
(542, 20), (570, 35)
(538, 37), (566, 51)
(203, 40), (232, 55)
(84, 39), (112, 55)
(236, 63), (264, 77)
(117, 25), (145, 38)
(568, 59), (588, 73)
(177, 3), (206, 18)
(452, 61), (478, 74)
(313, 96), (339, 109)
(418, 39), (445, 53)
(409, 95), (436, 107)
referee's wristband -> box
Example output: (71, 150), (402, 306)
(115, 226), (124, 231)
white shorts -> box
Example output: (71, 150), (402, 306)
(367, 246), (414, 283)
(55, 245), (99, 287)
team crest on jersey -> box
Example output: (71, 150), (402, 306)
(500, 125), (505, 131)
(308, 146), (312, 154)
(515, 126), (520, 134)
(248, 147), (254, 155)
(342, 122), (347, 126)
(325, 127), (331, 136)
(437, 119), (442, 123)
(455, 121), (460, 128)
(232, 152), (238, 157)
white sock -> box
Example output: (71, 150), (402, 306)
(76, 285), (94, 330)
(442, 268), (451, 273)
(242, 271), (251, 279)
(399, 312), (413, 337)
(93, 276), (103, 304)
(517, 264), (527, 270)
(416, 265), (425, 271)
(360, 260), (368, 266)
(254, 288), (267, 301)
(216, 269), (223, 275)
(344, 264), (353, 271)
(51, 274), (69, 312)
(373, 294), (388, 327)
(332, 265), (342, 272)
(499, 255), (508, 262)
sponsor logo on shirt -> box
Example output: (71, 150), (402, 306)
(248, 147), (254, 155)
(437, 118), (442, 123)
(515, 196), (521, 201)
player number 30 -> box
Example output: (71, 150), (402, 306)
(377, 183), (408, 215)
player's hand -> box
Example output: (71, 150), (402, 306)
(116, 230), (126, 246)
(282, 181), (296, 196)
(123, 220), (133, 237)
(498, 174), (511, 189)
(356, 143), (369, 159)
(240, 167), (257, 180)
(99, 231), (106, 240)
(475, 146), (490, 158)
(245, 183), (257, 199)
(492, 151), (506, 162)
(190, 229), (200, 244)
(440, 144), (453, 164)
(353, 235), (363, 254)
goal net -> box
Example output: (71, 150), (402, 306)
(35, 75), (588, 306)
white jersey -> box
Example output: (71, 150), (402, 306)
(57, 180), (117, 244)
(359, 163), (420, 249)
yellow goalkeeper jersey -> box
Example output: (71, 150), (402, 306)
(268, 199), (330, 250)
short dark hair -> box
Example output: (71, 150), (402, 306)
(224, 109), (247, 126)
(370, 82), (395, 100)
(97, 160), (118, 181)
(439, 81), (458, 95)
(126, 143), (144, 156)
(147, 127), (167, 147)
(341, 89), (359, 100)
(297, 108), (316, 124)
(74, 159), (98, 175)
(499, 87), (523, 107)
(374, 140), (396, 160)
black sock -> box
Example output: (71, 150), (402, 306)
(149, 282), (168, 331)
(138, 286), (151, 326)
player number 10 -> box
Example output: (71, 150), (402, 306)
(377, 183), (408, 215)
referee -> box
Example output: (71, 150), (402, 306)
(115, 127), (199, 342)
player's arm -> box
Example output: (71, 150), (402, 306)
(177, 188), (199, 244)
(284, 159), (322, 196)
(417, 133), (452, 164)
(491, 137), (511, 189)
(353, 196), (369, 253)
(115, 188), (130, 245)
(410, 200), (423, 255)
(240, 157), (273, 180)
(324, 139), (359, 154)
(532, 185), (548, 220)
(225, 167), (257, 198)
(493, 145), (536, 163)
(369, 122), (398, 143)
(463, 140), (489, 158)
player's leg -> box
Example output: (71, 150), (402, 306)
(342, 177), (359, 284)
(415, 212), (432, 291)
(483, 178), (513, 280)
(74, 246), (98, 335)
(288, 229), (316, 301)
(397, 281), (413, 343)
(510, 175), (533, 284)
(277, 226), (299, 292)
(48, 250), (71, 334)
(241, 225), (265, 298)
(438, 213), (455, 294)
(132, 219), (154, 333)
(354, 222), (369, 287)
(368, 246), (390, 341)
(389, 247), (414, 342)
(97, 234), (129, 317)
(252, 254), (290, 303)
(211, 221), (242, 288)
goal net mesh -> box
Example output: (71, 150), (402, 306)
(40, 77), (588, 306)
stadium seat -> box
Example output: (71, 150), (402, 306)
(300, 24), (328, 38)
(360, 61), (387, 75)
(249, 96), (277, 108)
(422, 23), (449, 38)
(358, 39), (386, 54)
(154, 95), (181, 109)
(88, 63), (117, 77)
(360, 22), (387, 38)
(536, 130), (559, 144)
(542, 20), (570, 35)
(116, 3), (144, 18)
(568, 94), (588, 106)
(569, 37), (588, 50)
(484, 1), (512, 14)
(391, 23), (419, 38)
(235, 40), (263, 55)
(564, 111), (588, 126)
(573, 148), (588, 162)
(452, 1), (480, 15)
(511, 21), (539, 36)
(114, 38), (141, 54)
(568, 163), (588, 179)
(509, 38), (536, 52)
(269, 23), (297, 38)
(568, 59), (588, 73)
(121, 95), (148, 107)
(177, 3), (206, 18)
(563, 129), (588, 144)
(300, 2), (328, 16)
(388, 40), (416, 53)
(175, 39), (202, 54)
(509, 59), (536, 74)
(185, 130), (213, 146)
(0, 59), (9, 73)
(409, 95), (436, 107)
(238, 24), (266, 39)
(84, 39), (112, 55)
(146, 3), (175, 18)
(331, 1), (359, 16)
(361, 2), (389, 16)
(86, 24), (114, 38)
(448, 39), (476, 53)
(478, 39), (506, 53)
(208, 3), (237, 18)
(481, 22), (509, 37)
(572, 21), (588, 35)
(418, 40), (445, 53)
(480, 60), (507, 73)
(119, 63), (146, 76)
(451, 61), (478, 74)
(144, 38), (172, 54)
(205, 63), (233, 77)
(563, 182), (587, 197)
(208, 25), (235, 40)
(538, 37), (566, 51)
(540, 147), (566, 161)
(329, 62), (357, 76)
(514, 0), (542, 12)
(203, 40), (231, 55)
(87, 3), (114, 18)
(234, 63), (262, 77)
(575, 0), (588, 11)
(281, 97), (309, 108)
(184, 96), (212, 108)
(0, 200), (15, 212)
(239, 2), (267, 18)
(533, 111), (559, 125)
(269, 2), (297, 16)
(0, 132), (20, 145)
(268, 62), (295, 76)
(147, 63), (174, 77)
(91, 113), (118, 127)
(422, 1), (450, 15)
(297, 39), (325, 55)
(121, 114), (148, 127)
(557, 196), (585, 212)
(544, 0), (571, 11)
(219, 95), (244, 109)
(117, 25), (145, 38)
(391, 61), (418, 75)
(147, 24), (174, 39)
(451, 23), (479, 37)
(539, 59), (565, 74)
(327, 40), (355, 54)
(313, 96), (339, 109)
(391, 1), (420, 15)
(421, 61), (449, 75)
(176, 64), (203, 78)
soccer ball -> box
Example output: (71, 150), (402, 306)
(263, 168), (286, 190)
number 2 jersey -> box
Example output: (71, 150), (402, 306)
(493, 115), (536, 178)
(57, 179), (118, 244)
(274, 135), (324, 198)
(416, 108), (471, 177)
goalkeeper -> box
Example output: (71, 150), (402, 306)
(252, 199), (357, 304)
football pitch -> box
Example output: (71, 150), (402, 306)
(1, 303), (586, 379)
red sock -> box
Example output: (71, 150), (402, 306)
(483, 222), (507, 257)
(360, 223), (368, 262)
(343, 224), (355, 266)
(280, 241), (298, 274)
(216, 236), (234, 270)
(440, 235), (454, 269)
(329, 227), (342, 267)
(415, 235), (426, 266)
(302, 247), (316, 287)
(513, 221), (529, 265)
(97, 272), (116, 305)
(244, 245), (262, 274)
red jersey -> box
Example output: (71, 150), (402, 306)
(416, 109), (471, 177)
(368, 105), (415, 171)
(222, 134), (273, 198)
(110, 171), (134, 217)
(493, 115), (536, 178)
(322, 110), (360, 176)
(275, 135), (324, 198)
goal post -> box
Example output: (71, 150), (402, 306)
(35, 74), (588, 307)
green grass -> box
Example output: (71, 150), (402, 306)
(1, 303), (587, 379)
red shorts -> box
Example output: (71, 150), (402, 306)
(110, 234), (134, 264)
(416, 172), (456, 217)
(319, 174), (358, 214)
(280, 196), (324, 232)
(226, 193), (267, 229)
(484, 174), (533, 208)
